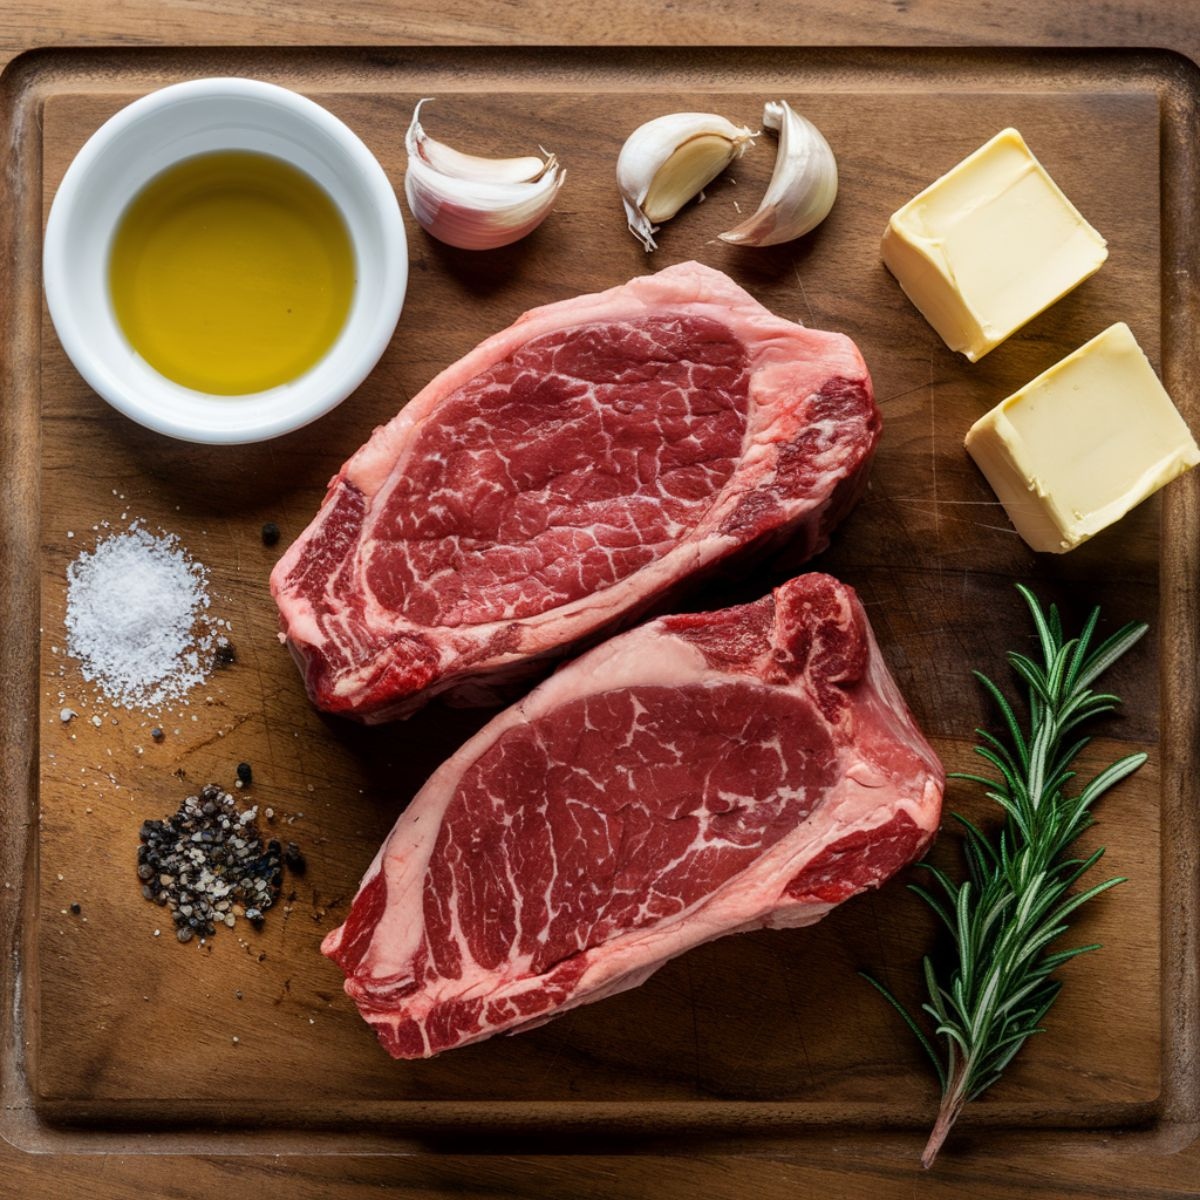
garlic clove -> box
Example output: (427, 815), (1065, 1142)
(719, 101), (838, 247)
(617, 112), (756, 252)
(403, 101), (565, 251)
(407, 99), (548, 185)
(405, 156), (564, 251)
(643, 134), (744, 223)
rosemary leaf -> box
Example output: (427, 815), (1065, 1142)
(861, 587), (1147, 1168)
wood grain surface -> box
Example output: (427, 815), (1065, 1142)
(1, 10), (1199, 1200)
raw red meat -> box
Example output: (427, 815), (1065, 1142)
(322, 573), (944, 1059)
(271, 262), (879, 721)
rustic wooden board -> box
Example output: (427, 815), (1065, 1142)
(1, 47), (1197, 1185)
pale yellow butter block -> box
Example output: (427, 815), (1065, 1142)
(882, 128), (1107, 361)
(965, 323), (1200, 553)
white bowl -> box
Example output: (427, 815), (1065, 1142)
(43, 77), (407, 445)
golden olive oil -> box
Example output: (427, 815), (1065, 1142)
(109, 150), (355, 395)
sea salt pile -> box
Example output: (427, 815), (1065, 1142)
(65, 524), (217, 709)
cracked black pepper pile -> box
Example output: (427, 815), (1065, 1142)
(136, 784), (283, 944)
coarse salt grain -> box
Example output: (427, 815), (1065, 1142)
(65, 525), (218, 709)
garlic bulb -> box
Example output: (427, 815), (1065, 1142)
(719, 101), (837, 247)
(617, 112), (756, 252)
(404, 100), (565, 251)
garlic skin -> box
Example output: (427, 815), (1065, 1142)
(404, 100), (565, 251)
(719, 101), (837, 247)
(617, 113), (756, 252)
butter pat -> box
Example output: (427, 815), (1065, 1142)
(882, 128), (1107, 361)
(965, 323), (1200, 553)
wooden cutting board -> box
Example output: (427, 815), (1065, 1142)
(1, 36), (1198, 1200)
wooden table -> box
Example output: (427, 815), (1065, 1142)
(3, 2), (1199, 1196)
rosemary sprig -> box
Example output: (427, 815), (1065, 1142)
(863, 585), (1147, 1168)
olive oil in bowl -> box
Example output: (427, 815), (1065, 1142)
(108, 150), (356, 396)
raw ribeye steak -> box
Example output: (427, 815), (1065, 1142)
(322, 573), (944, 1059)
(272, 261), (879, 721)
